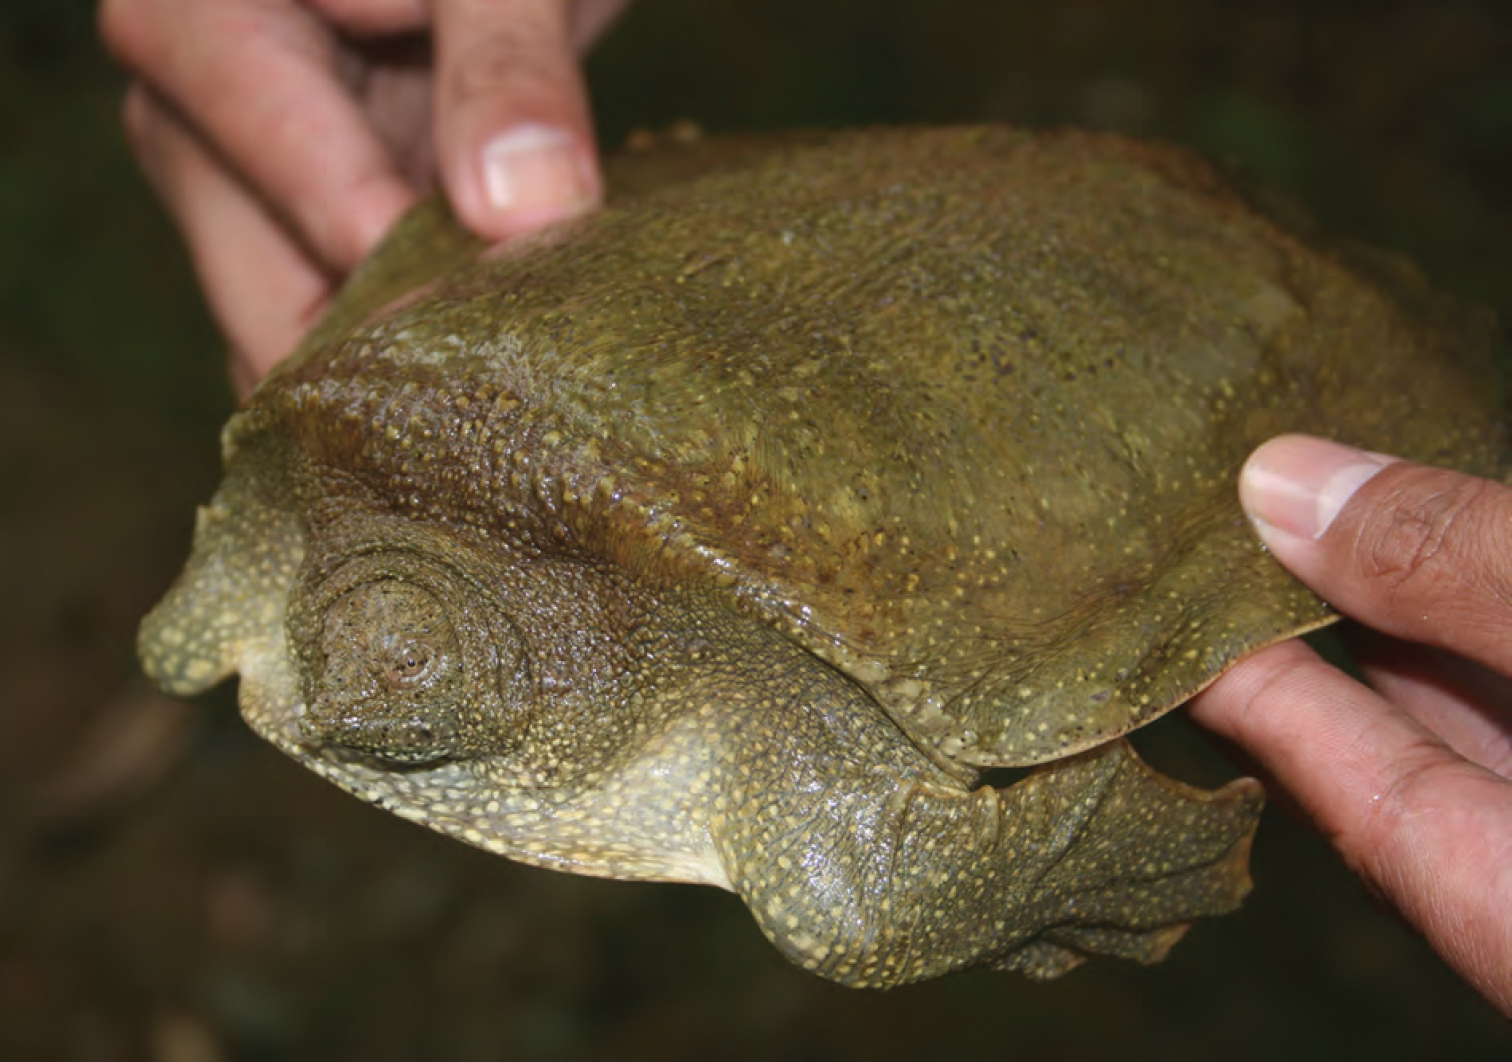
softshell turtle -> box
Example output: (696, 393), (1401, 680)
(141, 127), (1505, 988)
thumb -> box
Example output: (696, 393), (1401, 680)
(431, 0), (603, 241)
(1240, 434), (1512, 675)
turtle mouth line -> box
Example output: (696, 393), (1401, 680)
(296, 691), (464, 767)
(299, 736), (459, 774)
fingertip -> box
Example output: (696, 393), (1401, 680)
(227, 349), (260, 403)
(1239, 435), (1396, 542)
(433, 0), (603, 242)
(465, 122), (601, 239)
(1185, 638), (1321, 751)
(340, 173), (421, 263)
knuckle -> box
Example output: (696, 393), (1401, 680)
(98, 0), (158, 69)
(1345, 749), (1479, 887)
(1353, 471), (1505, 603)
(449, 36), (526, 104)
(446, 19), (570, 108)
(1348, 744), (1432, 858)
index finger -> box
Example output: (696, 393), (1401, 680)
(1187, 639), (1512, 1015)
(100, 0), (417, 270)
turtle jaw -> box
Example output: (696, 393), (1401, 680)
(297, 692), (463, 768)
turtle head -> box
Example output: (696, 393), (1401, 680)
(289, 546), (535, 770)
(301, 579), (467, 766)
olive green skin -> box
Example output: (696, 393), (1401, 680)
(141, 127), (1505, 987)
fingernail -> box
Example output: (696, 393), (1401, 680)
(1240, 435), (1397, 540)
(479, 125), (596, 220)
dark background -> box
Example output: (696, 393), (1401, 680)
(2, 1), (1509, 1058)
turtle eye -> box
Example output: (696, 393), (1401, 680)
(382, 639), (435, 686)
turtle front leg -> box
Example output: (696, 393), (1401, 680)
(706, 658), (1260, 987)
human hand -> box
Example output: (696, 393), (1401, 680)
(100, 0), (629, 397)
(1188, 434), (1512, 1016)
